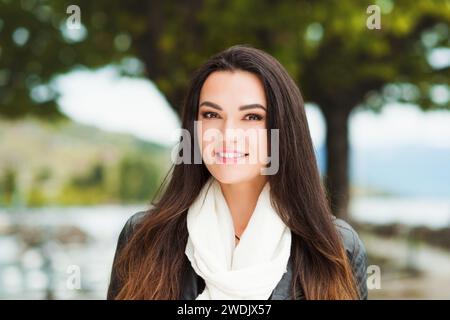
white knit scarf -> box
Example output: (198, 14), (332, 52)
(184, 177), (292, 299)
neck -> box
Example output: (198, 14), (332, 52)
(218, 176), (268, 236)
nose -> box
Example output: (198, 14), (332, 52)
(221, 118), (245, 150)
(223, 117), (237, 139)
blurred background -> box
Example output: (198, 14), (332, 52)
(0, 0), (449, 299)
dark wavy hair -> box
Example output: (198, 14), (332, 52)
(111, 45), (359, 299)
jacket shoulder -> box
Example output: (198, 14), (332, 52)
(121, 210), (150, 238)
(106, 209), (152, 299)
(332, 216), (369, 299)
(332, 217), (362, 257)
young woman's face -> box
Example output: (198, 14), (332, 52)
(197, 70), (269, 184)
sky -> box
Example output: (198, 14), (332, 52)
(55, 66), (450, 150)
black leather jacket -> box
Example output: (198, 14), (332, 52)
(107, 211), (368, 300)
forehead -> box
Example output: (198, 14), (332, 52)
(199, 70), (266, 108)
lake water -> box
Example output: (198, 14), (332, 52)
(0, 204), (145, 299)
(351, 197), (450, 228)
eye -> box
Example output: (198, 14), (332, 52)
(244, 114), (264, 121)
(201, 111), (220, 119)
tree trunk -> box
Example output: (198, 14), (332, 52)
(322, 107), (351, 220)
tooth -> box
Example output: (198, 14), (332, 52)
(216, 152), (246, 159)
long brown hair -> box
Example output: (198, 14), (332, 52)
(112, 45), (359, 299)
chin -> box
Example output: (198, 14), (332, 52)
(209, 167), (260, 185)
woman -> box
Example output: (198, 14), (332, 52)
(107, 45), (368, 300)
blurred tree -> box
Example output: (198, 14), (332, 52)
(70, 162), (105, 188)
(1, 0), (449, 217)
(0, 167), (17, 206)
(58, 162), (108, 204)
(26, 167), (51, 207)
(118, 153), (159, 203)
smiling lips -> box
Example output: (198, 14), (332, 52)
(215, 150), (249, 164)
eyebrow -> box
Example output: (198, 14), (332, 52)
(199, 101), (267, 112)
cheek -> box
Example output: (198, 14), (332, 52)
(259, 135), (268, 159)
(248, 127), (268, 165)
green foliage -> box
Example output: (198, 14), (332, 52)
(1, 0), (448, 119)
(53, 154), (163, 206)
(55, 162), (108, 205)
(117, 153), (160, 203)
(57, 182), (110, 205)
(0, 167), (17, 206)
(0, 117), (169, 207)
(53, 152), (165, 206)
(70, 162), (105, 188)
(27, 184), (48, 207)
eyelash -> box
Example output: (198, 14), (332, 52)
(201, 111), (264, 121)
